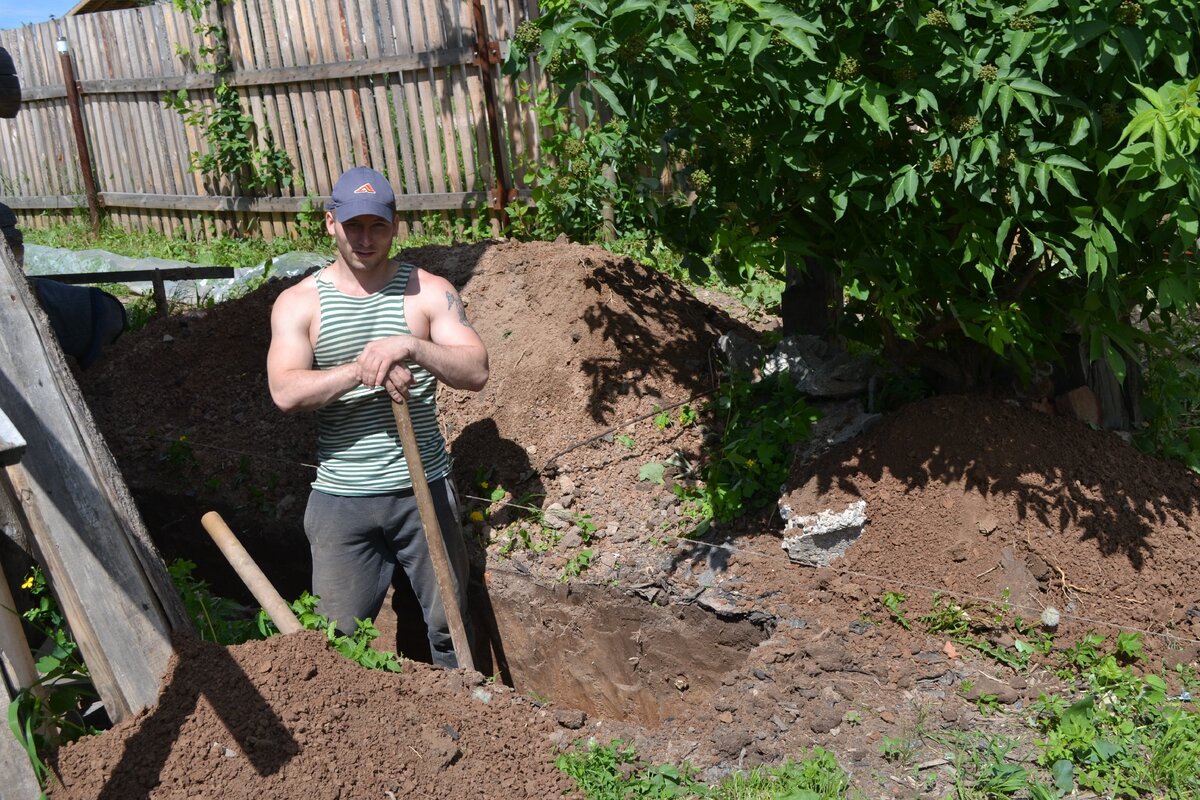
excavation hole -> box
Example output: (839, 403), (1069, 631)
(475, 567), (769, 727)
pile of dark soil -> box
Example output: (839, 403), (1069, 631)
(52, 238), (1200, 799)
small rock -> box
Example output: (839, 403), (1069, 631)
(554, 709), (586, 730)
(977, 514), (998, 535)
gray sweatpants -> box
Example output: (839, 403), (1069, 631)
(303, 477), (471, 668)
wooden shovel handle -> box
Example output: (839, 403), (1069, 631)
(201, 511), (302, 635)
(391, 399), (474, 671)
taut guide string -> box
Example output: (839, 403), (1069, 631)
(160, 431), (1200, 648)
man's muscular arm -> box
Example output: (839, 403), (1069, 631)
(267, 281), (361, 413)
(356, 272), (489, 400)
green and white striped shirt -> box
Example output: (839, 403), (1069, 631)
(311, 262), (450, 495)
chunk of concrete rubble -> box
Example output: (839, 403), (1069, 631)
(779, 500), (868, 567)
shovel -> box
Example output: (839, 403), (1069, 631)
(391, 398), (475, 672)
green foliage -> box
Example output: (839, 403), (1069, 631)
(511, 85), (656, 243)
(8, 567), (99, 791)
(701, 371), (817, 521)
(638, 461), (666, 484)
(555, 739), (848, 800)
(167, 559), (265, 645)
(561, 548), (594, 581)
(25, 217), (332, 267)
(1135, 314), (1200, 472)
(880, 590), (912, 630)
(1033, 633), (1200, 798)
(164, 82), (294, 194)
(706, 748), (850, 799)
(283, 592), (404, 672)
(556, 739), (705, 798)
(163, 0), (293, 196)
(522, 0), (1200, 394)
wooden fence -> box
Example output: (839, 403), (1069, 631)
(0, 0), (542, 240)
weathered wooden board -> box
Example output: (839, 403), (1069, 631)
(0, 242), (189, 722)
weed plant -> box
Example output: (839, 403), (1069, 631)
(556, 740), (849, 799)
(168, 559), (265, 645)
(700, 371), (818, 522)
(7, 568), (101, 791)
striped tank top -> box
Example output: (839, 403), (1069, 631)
(311, 261), (450, 495)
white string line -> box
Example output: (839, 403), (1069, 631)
(673, 537), (1200, 647)
(152, 437), (1200, 646)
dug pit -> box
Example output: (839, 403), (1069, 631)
(477, 568), (769, 727)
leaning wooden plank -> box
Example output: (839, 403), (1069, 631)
(0, 245), (190, 723)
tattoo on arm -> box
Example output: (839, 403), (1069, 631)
(446, 291), (473, 328)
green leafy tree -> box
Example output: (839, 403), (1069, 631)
(513, 0), (1199, 390)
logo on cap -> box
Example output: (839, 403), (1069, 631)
(353, 183), (376, 194)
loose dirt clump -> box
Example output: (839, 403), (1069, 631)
(56, 238), (1200, 798)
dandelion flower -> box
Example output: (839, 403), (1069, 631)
(468, 510), (485, 523)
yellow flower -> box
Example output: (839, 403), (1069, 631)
(468, 510), (485, 523)
(21, 576), (34, 590)
(480, 481), (490, 489)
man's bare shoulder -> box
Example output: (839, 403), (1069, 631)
(273, 273), (319, 311)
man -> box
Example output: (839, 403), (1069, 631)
(267, 166), (488, 668)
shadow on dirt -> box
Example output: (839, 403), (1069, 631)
(75, 634), (300, 799)
(579, 256), (755, 425)
(792, 395), (1199, 571)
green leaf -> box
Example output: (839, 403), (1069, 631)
(611, 0), (654, 18)
(719, 20), (747, 56)
(1119, 109), (1158, 145)
(575, 33), (597, 70)
(589, 79), (627, 117)
(1051, 759), (1075, 795)
(1044, 153), (1088, 171)
(746, 30), (771, 67)
(1134, 83), (1167, 111)
(1008, 31), (1035, 63)
(665, 30), (700, 64)
(998, 84), (1015, 121)
(638, 462), (665, 484)
(859, 87), (890, 130)
(1068, 116), (1090, 146)
(1115, 27), (1146, 69)
(1008, 77), (1058, 97)
(1048, 167), (1082, 200)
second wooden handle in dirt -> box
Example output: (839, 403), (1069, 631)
(201, 511), (302, 635)
(391, 398), (475, 672)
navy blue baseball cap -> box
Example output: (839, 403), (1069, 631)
(327, 167), (396, 222)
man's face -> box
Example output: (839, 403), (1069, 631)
(326, 212), (398, 272)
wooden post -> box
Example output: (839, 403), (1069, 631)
(56, 35), (101, 233)
(152, 270), (168, 317)
(471, 0), (514, 230)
